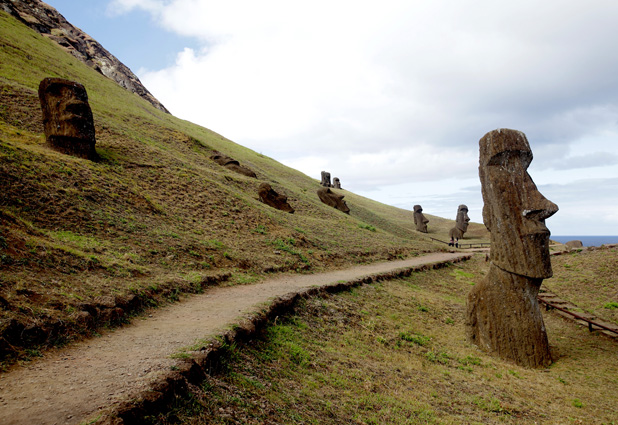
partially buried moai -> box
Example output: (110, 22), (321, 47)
(258, 183), (295, 213)
(320, 171), (332, 187)
(449, 204), (470, 240)
(333, 177), (341, 189)
(38, 78), (98, 160)
(317, 187), (350, 214)
(466, 129), (558, 368)
(413, 205), (429, 233)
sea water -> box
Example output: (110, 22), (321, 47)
(551, 235), (618, 247)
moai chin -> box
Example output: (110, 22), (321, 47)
(320, 171), (332, 187)
(333, 177), (341, 189)
(449, 204), (470, 240)
(413, 204), (429, 233)
(38, 78), (98, 160)
(466, 128), (558, 368)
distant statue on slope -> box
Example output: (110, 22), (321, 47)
(413, 204), (429, 233)
(449, 204), (470, 240)
(320, 171), (332, 187)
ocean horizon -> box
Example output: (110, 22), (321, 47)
(551, 235), (618, 247)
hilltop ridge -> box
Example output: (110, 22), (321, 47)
(0, 0), (169, 113)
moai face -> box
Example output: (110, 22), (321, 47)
(413, 204), (429, 232)
(479, 129), (558, 278)
(333, 177), (341, 189)
(320, 171), (332, 187)
(38, 78), (97, 159)
(456, 204), (470, 233)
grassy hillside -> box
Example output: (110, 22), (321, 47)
(151, 253), (618, 425)
(0, 9), (488, 363)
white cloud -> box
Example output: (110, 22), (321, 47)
(109, 0), (618, 234)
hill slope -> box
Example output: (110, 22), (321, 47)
(0, 7), (487, 363)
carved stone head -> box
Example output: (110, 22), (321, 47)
(456, 204), (470, 233)
(320, 171), (332, 187)
(333, 177), (341, 189)
(479, 129), (558, 278)
(258, 183), (295, 213)
(413, 204), (429, 233)
(317, 187), (350, 214)
(38, 78), (97, 160)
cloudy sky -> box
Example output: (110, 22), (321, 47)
(46, 0), (618, 236)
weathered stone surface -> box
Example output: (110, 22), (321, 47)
(210, 152), (257, 178)
(1, 0), (169, 113)
(413, 205), (428, 233)
(320, 171), (332, 187)
(565, 240), (583, 250)
(333, 177), (341, 189)
(258, 183), (294, 213)
(449, 204), (470, 240)
(317, 187), (350, 214)
(38, 78), (98, 160)
(466, 128), (559, 368)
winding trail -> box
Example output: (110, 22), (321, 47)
(0, 252), (468, 425)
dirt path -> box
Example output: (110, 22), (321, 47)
(0, 252), (468, 425)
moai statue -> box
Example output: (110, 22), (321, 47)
(333, 177), (342, 189)
(258, 183), (295, 213)
(466, 129), (558, 368)
(320, 171), (332, 187)
(317, 187), (350, 214)
(449, 204), (470, 240)
(210, 152), (257, 178)
(38, 78), (98, 160)
(413, 205), (429, 233)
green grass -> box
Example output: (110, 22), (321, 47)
(147, 254), (618, 424)
(0, 6), (488, 364)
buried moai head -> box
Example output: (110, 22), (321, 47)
(413, 205), (429, 233)
(333, 177), (341, 189)
(38, 78), (97, 160)
(320, 171), (332, 187)
(317, 187), (350, 214)
(210, 152), (257, 178)
(258, 183), (295, 213)
(479, 128), (558, 278)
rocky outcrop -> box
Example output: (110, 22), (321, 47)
(0, 0), (170, 113)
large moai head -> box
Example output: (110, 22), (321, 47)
(38, 78), (97, 160)
(320, 171), (332, 187)
(413, 204), (429, 233)
(479, 129), (558, 278)
(333, 177), (341, 189)
(455, 204), (470, 233)
(258, 183), (295, 213)
(317, 187), (350, 214)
